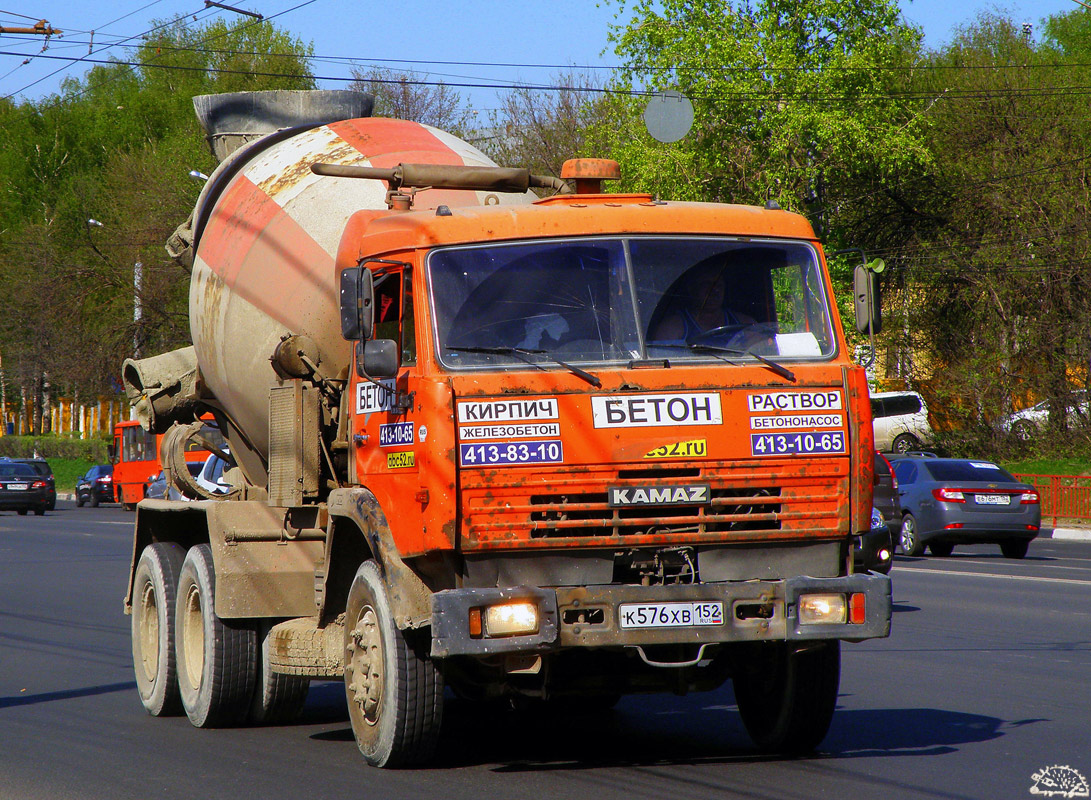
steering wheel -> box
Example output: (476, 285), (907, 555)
(689, 323), (747, 344)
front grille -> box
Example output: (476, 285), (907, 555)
(461, 458), (848, 550)
(527, 486), (781, 537)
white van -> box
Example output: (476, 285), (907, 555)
(870, 391), (933, 453)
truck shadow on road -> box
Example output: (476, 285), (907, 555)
(304, 683), (1031, 770)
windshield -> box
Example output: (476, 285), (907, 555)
(428, 236), (836, 369)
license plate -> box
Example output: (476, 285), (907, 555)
(6, 483), (27, 491)
(618, 601), (725, 629)
(976, 494), (1010, 505)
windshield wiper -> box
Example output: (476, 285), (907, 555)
(689, 343), (796, 382)
(654, 342), (796, 382)
(447, 345), (602, 388)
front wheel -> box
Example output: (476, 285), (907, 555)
(733, 640), (840, 754)
(1011, 420), (1035, 442)
(175, 544), (256, 727)
(344, 560), (443, 768)
(131, 542), (186, 716)
(900, 514), (925, 556)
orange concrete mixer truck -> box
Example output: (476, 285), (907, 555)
(122, 89), (890, 767)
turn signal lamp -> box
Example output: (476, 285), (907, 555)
(798, 593), (846, 625)
(849, 593), (867, 625)
(484, 602), (539, 637)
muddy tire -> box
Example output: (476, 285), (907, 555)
(249, 621), (309, 724)
(733, 640), (840, 754)
(344, 560), (443, 767)
(131, 542), (186, 716)
(175, 544), (256, 727)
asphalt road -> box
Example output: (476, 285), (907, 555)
(2, 502), (1089, 800)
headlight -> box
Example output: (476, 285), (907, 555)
(870, 506), (885, 529)
(798, 593), (847, 624)
(483, 602), (539, 637)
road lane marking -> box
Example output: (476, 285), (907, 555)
(898, 567), (1091, 586)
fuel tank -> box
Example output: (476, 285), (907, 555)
(184, 90), (535, 483)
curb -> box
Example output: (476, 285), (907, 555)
(1046, 528), (1091, 542)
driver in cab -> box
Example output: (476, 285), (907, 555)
(652, 264), (772, 350)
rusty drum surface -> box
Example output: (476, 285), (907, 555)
(190, 118), (533, 467)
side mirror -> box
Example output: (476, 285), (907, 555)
(854, 263), (882, 335)
(340, 267), (375, 341)
(357, 339), (400, 378)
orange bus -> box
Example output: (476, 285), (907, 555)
(111, 420), (218, 510)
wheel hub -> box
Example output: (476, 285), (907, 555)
(347, 607), (382, 726)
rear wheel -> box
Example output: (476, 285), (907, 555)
(90, 494), (100, 508)
(929, 541), (954, 557)
(733, 641), (840, 754)
(900, 514), (924, 556)
(131, 542), (186, 716)
(891, 433), (920, 454)
(344, 560), (443, 767)
(1001, 540), (1030, 559)
(249, 621), (309, 724)
(175, 544), (256, 727)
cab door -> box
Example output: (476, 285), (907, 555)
(352, 264), (420, 486)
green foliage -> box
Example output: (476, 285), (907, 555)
(0, 434), (110, 462)
(1003, 457), (1091, 477)
(862, 10), (1091, 434)
(598, 0), (931, 227)
(0, 16), (315, 430)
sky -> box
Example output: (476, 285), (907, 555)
(0, 0), (1085, 110)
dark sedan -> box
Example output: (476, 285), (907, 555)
(76, 465), (115, 507)
(854, 506), (893, 574)
(0, 463), (52, 515)
(9, 458), (57, 510)
(891, 456), (1040, 558)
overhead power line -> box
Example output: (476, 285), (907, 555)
(12, 45), (1091, 105)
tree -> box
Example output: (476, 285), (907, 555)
(854, 11), (1091, 449)
(598, 0), (931, 225)
(481, 72), (605, 176)
(0, 15), (317, 429)
(349, 67), (475, 136)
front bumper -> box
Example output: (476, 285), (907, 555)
(430, 573), (891, 658)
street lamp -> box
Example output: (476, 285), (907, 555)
(85, 218), (142, 358)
